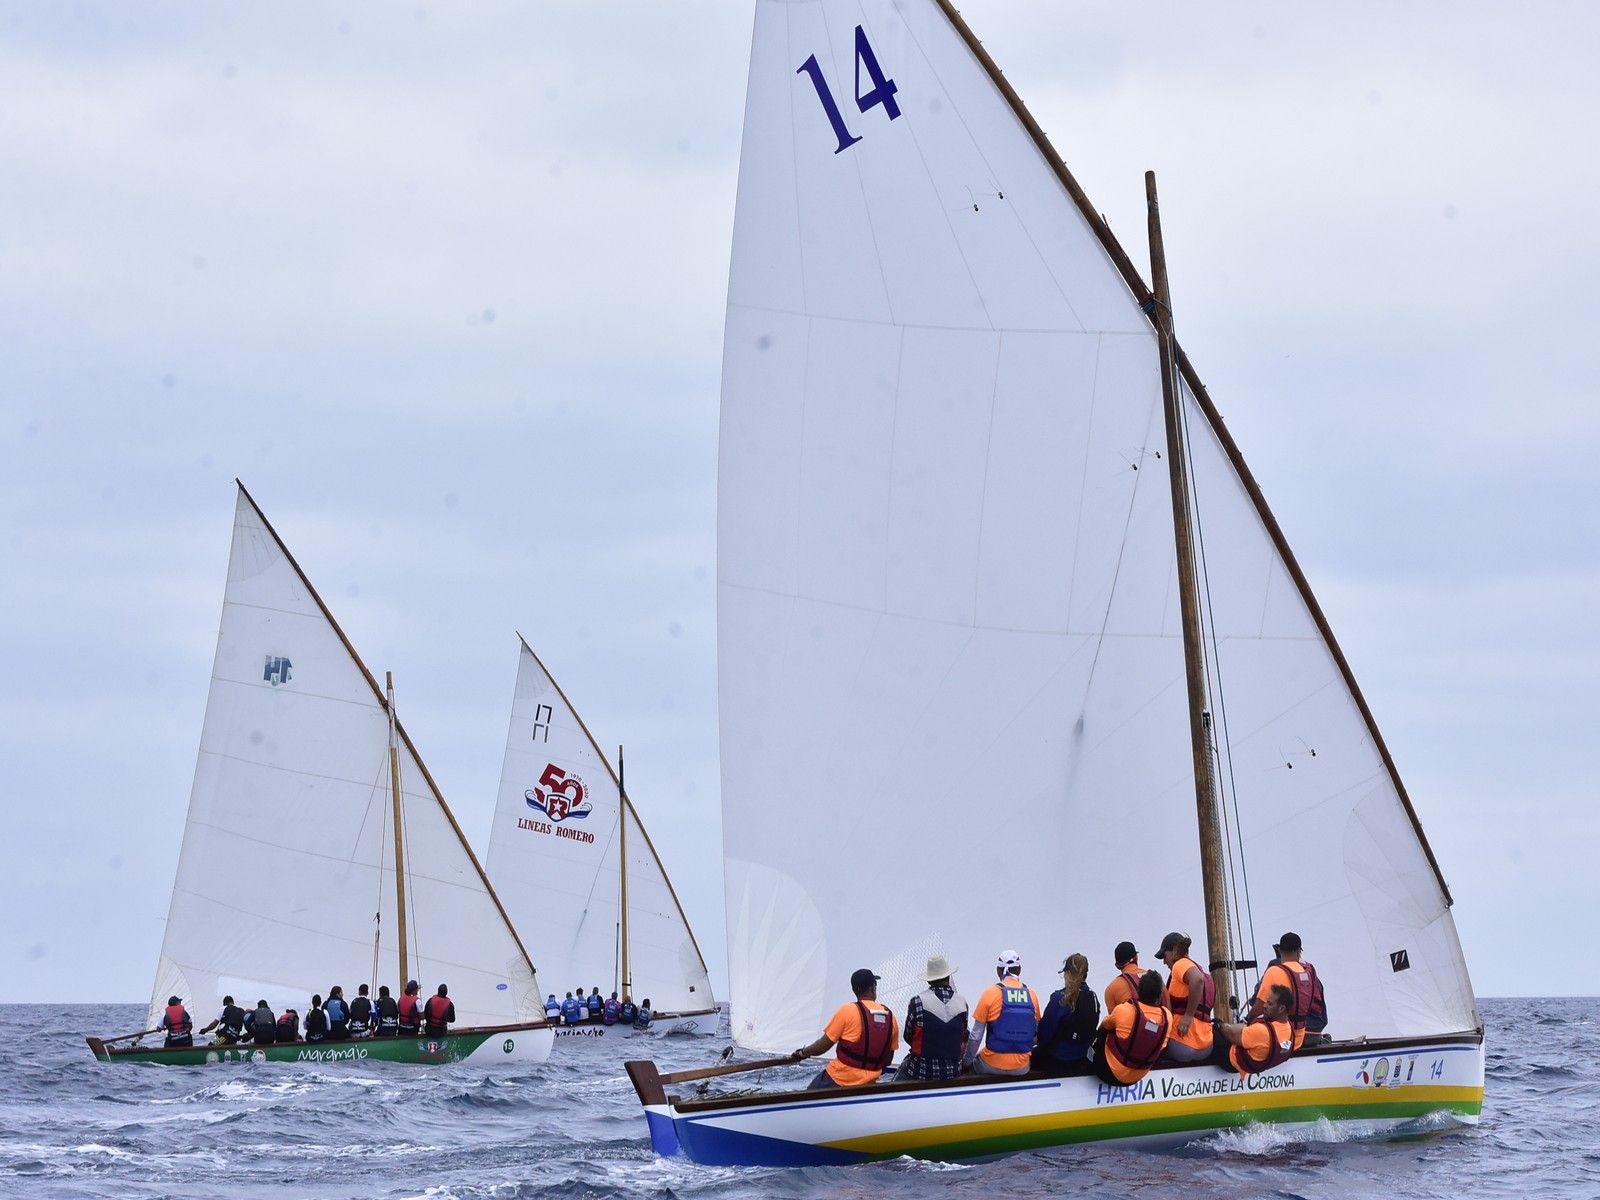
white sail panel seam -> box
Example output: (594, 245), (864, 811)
(728, 299), (1146, 337)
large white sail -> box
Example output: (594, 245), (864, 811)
(485, 640), (714, 1015)
(149, 487), (541, 1030)
(717, 0), (1476, 1053)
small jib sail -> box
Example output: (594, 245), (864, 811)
(716, 0), (1477, 1055)
(147, 485), (543, 1032)
(485, 639), (714, 1019)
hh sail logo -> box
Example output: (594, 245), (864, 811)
(263, 655), (293, 686)
(526, 763), (592, 823)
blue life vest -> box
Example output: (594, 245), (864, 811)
(325, 996), (348, 1024)
(561, 997), (583, 1024)
(909, 988), (968, 1063)
(634, 1006), (653, 1030)
(544, 998), (561, 1018)
(986, 983), (1038, 1055)
(587, 993), (603, 1015)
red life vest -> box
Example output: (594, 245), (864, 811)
(425, 995), (451, 1025)
(1267, 961), (1318, 1033)
(1109, 1002), (1169, 1073)
(835, 1001), (895, 1071)
(1233, 1016), (1294, 1074)
(164, 1003), (191, 1034)
(398, 994), (421, 1025)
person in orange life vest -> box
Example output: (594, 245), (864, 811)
(896, 954), (969, 1082)
(1093, 970), (1170, 1086)
(1253, 931), (1327, 1049)
(1218, 983), (1294, 1076)
(423, 984), (456, 1037)
(397, 980), (423, 1035)
(963, 950), (1042, 1077)
(1103, 941), (1145, 1014)
(791, 967), (899, 1089)
(1154, 931), (1214, 1063)
(160, 995), (193, 1048)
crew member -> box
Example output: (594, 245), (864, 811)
(560, 991), (583, 1025)
(1036, 953), (1100, 1075)
(248, 1000), (277, 1045)
(602, 992), (621, 1026)
(199, 995), (246, 1045)
(160, 996), (194, 1048)
(276, 1007), (300, 1042)
(619, 995), (638, 1026)
(544, 994), (562, 1021)
(587, 987), (604, 1019)
(792, 967), (899, 1089)
(304, 994), (329, 1043)
(634, 999), (653, 1031)
(324, 985), (351, 1041)
(423, 984), (456, 1037)
(348, 984), (374, 1037)
(372, 985), (400, 1037)
(1218, 983), (1295, 1075)
(1253, 932), (1327, 1048)
(896, 954), (968, 1081)
(1154, 932), (1214, 1063)
(963, 950), (1042, 1077)
(1094, 970), (1170, 1086)
(1103, 942), (1145, 1013)
(397, 981), (423, 1035)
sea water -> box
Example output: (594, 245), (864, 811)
(1, 997), (1592, 1199)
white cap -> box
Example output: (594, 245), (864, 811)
(997, 950), (1022, 971)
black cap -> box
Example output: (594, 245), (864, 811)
(1156, 932), (1185, 955)
(1114, 941), (1137, 966)
(1278, 931), (1302, 953)
(167, 995), (181, 1005)
(849, 968), (880, 994)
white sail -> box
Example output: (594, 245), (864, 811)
(717, 0), (1476, 1053)
(485, 641), (714, 1015)
(149, 486), (542, 1030)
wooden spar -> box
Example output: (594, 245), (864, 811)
(1146, 172), (1233, 1020)
(100, 1027), (162, 1045)
(386, 671), (410, 991)
(652, 1054), (805, 1086)
(923, 10), (1454, 906)
(618, 743), (631, 1002)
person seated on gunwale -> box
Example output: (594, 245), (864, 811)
(963, 950), (1042, 1077)
(561, 991), (583, 1025)
(348, 984), (373, 1037)
(602, 992), (621, 1026)
(304, 995), (329, 1043)
(1035, 954), (1100, 1075)
(324, 986), (351, 1041)
(634, 999), (653, 1031)
(247, 1000), (277, 1045)
(1093, 970), (1170, 1087)
(544, 994), (562, 1020)
(423, 984), (456, 1037)
(160, 996), (194, 1048)
(587, 987), (604, 1019)
(896, 954), (968, 1082)
(200, 995), (247, 1045)
(1154, 932), (1215, 1064)
(1103, 941), (1145, 1013)
(276, 1007), (300, 1042)
(1254, 932), (1327, 1049)
(620, 995), (638, 1026)
(397, 980), (423, 1035)
(792, 968), (899, 1089)
(372, 985), (400, 1037)
(1218, 983), (1295, 1076)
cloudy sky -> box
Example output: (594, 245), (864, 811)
(3, 1), (1595, 1003)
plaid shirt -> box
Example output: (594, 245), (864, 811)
(900, 984), (967, 1080)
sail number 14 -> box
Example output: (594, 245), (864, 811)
(797, 26), (900, 154)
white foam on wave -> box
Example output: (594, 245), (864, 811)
(1200, 1116), (1361, 1156)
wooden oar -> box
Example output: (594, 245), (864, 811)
(626, 1054), (805, 1104)
(656, 1053), (805, 1086)
(100, 1027), (162, 1046)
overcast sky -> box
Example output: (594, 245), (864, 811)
(2, 1), (1595, 1003)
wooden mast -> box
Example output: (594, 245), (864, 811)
(385, 671), (410, 991)
(1145, 172), (1233, 1019)
(618, 744), (631, 1003)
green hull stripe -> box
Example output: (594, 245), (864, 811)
(93, 1031), (498, 1066)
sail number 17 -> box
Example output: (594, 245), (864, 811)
(797, 26), (900, 154)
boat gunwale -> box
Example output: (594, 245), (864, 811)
(640, 1028), (1484, 1115)
(88, 1018), (552, 1061)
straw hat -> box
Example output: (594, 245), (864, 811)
(918, 954), (958, 981)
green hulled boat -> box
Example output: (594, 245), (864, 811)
(88, 1023), (550, 1067)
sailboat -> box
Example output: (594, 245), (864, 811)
(485, 638), (718, 1040)
(625, 0), (1483, 1162)
(88, 485), (554, 1066)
